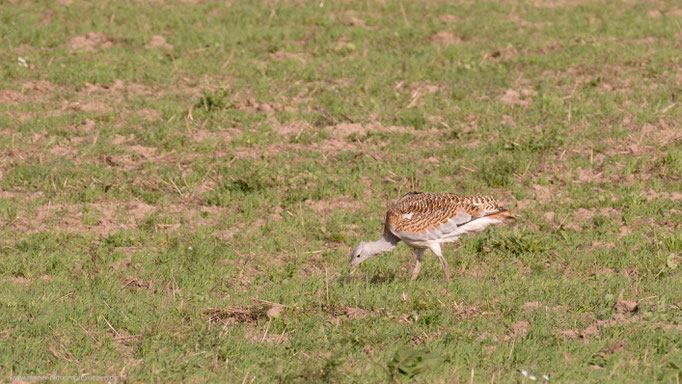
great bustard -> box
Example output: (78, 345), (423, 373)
(349, 192), (515, 280)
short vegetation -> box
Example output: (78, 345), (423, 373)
(0, 0), (681, 382)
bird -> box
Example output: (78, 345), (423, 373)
(348, 192), (515, 281)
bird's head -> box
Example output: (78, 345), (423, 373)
(348, 242), (377, 272)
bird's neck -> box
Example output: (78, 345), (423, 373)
(366, 233), (399, 255)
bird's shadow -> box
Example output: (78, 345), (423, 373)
(336, 271), (396, 286)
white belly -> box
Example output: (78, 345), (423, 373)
(394, 217), (502, 248)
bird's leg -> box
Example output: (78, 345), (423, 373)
(411, 249), (424, 281)
(428, 243), (450, 281)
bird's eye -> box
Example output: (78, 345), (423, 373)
(356, 255), (360, 258)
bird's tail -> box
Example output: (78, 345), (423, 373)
(490, 209), (516, 220)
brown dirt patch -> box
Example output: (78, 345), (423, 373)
(4, 202), (156, 235)
(508, 320), (530, 339)
(6, 276), (31, 286)
(79, 101), (112, 114)
(489, 46), (519, 61)
(239, 122), (417, 159)
(560, 313), (642, 341)
(613, 298), (638, 314)
(69, 32), (113, 52)
(328, 122), (370, 137)
(640, 190), (682, 202)
(0, 90), (26, 104)
(500, 88), (537, 106)
(509, 13), (552, 28)
(81, 80), (154, 99)
(647, 9), (662, 18)
(343, 15), (366, 27)
(112, 255), (136, 272)
(271, 121), (309, 138)
(431, 31), (461, 46)
(532, 184), (553, 202)
(128, 144), (157, 158)
(136, 108), (160, 121)
(38, 10), (55, 26)
(49, 145), (77, 156)
(333, 36), (353, 51)
(203, 302), (286, 326)
(344, 307), (378, 319)
(23, 80), (55, 93)
(112, 134), (135, 145)
(530, 0), (589, 9)
(0, 191), (45, 200)
(451, 301), (485, 320)
(146, 35), (173, 50)
(544, 211), (555, 223)
(440, 14), (458, 23)
(203, 306), (264, 325)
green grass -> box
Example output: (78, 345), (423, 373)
(1, 0), (681, 382)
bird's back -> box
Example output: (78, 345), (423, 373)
(384, 192), (512, 246)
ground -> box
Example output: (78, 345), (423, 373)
(1, 0), (681, 382)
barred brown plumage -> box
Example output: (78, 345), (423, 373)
(349, 192), (515, 281)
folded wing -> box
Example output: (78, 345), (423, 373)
(385, 192), (506, 244)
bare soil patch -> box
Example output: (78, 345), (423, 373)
(489, 46), (519, 61)
(203, 302), (286, 326)
(136, 108), (160, 121)
(146, 35), (173, 50)
(500, 88), (537, 106)
(128, 144), (157, 158)
(81, 80), (153, 98)
(344, 307), (379, 319)
(0, 90), (26, 104)
(240, 122), (418, 159)
(440, 14), (458, 23)
(79, 101), (112, 114)
(560, 313), (642, 341)
(431, 31), (461, 46)
(508, 320), (531, 339)
(5, 202), (156, 235)
(22, 80), (55, 93)
(69, 32), (113, 52)
(343, 15), (366, 27)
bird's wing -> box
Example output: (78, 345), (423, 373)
(385, 192), (504, 242)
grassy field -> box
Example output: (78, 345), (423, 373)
(1, 0), (681, 382)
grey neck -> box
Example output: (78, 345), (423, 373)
(366, 232), (399, 255)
